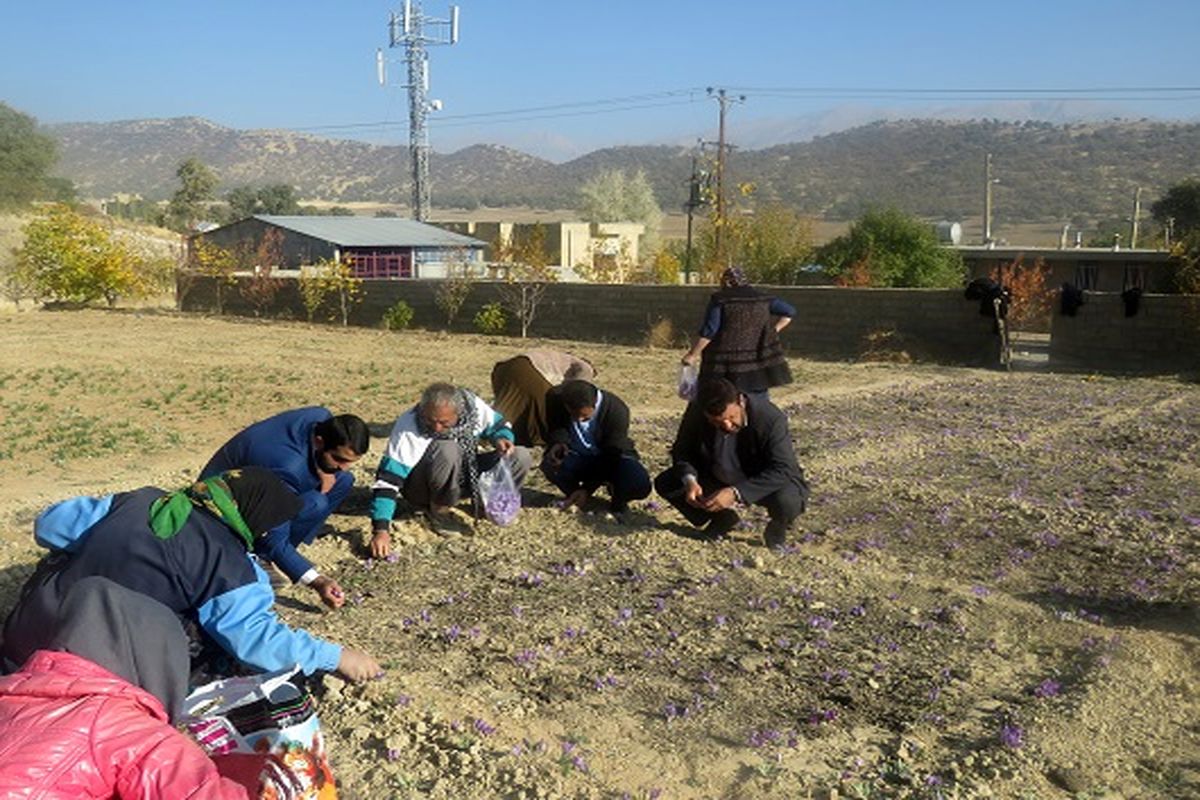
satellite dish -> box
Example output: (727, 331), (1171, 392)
(430, 99), (443, 111)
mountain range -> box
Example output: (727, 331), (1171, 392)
(47, 116), (1200, 225)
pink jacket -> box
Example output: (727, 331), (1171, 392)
(0, 650), (249, 800)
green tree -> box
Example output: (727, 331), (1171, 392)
(319, 258), (363, 326)
(493, 224), (555, 338)
(727, 206), (815, 285)
(435, 251), (474, 329)
(0, 102), (58, 210)
(256, 184), (301, 215)
(578, 168), (662, 254)
(814, 208), (965, 288)
(224, 186), (260, 221)
(188, 237), (238, 314)
(1151, 180), (1200, 239)
(167, 158), (219, 233)
(15, 204), (152, 306)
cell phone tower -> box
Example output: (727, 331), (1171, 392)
(378, 1), (459, 221)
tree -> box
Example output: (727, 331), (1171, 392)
(167, 158), (219, 233)
(188, 237), (237, 314)
(992, 256), (1053, 330)
(493, 224), (555, 338)
(15, 205), (153, 306)
(678, 204), (815, 285)
(1152, 180), (1200, 239)
(814, 208), (966, 288)
(297, 264), (331, 323)
(319, 258), (363, 326)
(238, 228), (283, 317)
(435, 250), (474, 329)
(578, 168), (662, 255)
(725, 206), (815, 285)
(224, 186), (260, 221)
(0, 102), (58, 210)
(256, 184), (300, 215)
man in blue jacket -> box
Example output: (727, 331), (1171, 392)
(203, 408), (370, 609)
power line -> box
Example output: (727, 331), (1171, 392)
(276, 83), (1200, 139)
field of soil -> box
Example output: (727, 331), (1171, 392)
(0, 308), (1196, 800)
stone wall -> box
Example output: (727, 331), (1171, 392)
(1049, 292), (1200, 374)
(181, 279), (1004, 367)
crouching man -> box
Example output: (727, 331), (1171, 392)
(370, 382), (532, 555)
(654, 377), (808, 548)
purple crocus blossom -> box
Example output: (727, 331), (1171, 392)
(1000, 723), (1024, 748)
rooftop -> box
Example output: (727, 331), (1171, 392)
(254, 215), (487, 248)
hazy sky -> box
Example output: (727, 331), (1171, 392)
(3, 0), (1198, 161)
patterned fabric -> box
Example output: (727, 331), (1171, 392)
(418, 389), (482, 508)
(149, 475), (255, 548)
(701, 286), (792, 392)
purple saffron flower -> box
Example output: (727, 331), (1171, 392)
(972, 585), (991, 597)
(395, 693), (412, 707)
(1000, 723), (1024, 748)
(1032, 679), (1061, 698)
(473, 718), (496, 736)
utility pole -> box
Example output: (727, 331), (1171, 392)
(983, 153), (999, 246)
(1129, 186), (1142, 249)
(379, 0), (459, 221)
(683, 151), (708, 285)
(707, 87), (744, 267)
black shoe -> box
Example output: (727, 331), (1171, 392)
(763, 519), (789, 549)
(705, 509), (740, 540)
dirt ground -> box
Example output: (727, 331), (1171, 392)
(0, 308), (1196, 800)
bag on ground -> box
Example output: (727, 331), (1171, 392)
(479, 456), (521, 525)
(182, 666), (337, 799)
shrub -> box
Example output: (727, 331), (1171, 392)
(382, 299), (415, 331)
(474, 302), (507, 335)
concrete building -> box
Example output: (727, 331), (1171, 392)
(431, 220), (646, 281)
(192, 215), (487, 278)
(956, 246), (1175, 293)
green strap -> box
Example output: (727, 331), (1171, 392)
(148, 476), (255, 549)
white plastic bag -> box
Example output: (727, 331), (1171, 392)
(479, 456), (521, 525)
(182, 667), (337, 799)
(677, 363), (699, 401)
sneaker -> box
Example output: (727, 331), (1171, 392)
(704, 509), (740, 540)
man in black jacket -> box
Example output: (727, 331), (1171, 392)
(655, 377), (808, 547)
(541, 380), (651, 518)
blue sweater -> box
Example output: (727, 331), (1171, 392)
(203, 406), (351, 581)
(11, 488), (342, 676)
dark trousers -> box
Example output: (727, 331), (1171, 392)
(653, 463), (805, 529)
(541, 450), (651, 510)
(257, 472), (354, 581)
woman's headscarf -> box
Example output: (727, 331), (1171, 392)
(720, 266), (749, 288)
(148, 467), (302, 548)
(48, 576), (190, 722)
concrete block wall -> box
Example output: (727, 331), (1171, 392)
(181, 279), (1002, 367)
(1049, 292), (1200, 374)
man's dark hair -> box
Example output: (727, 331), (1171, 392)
(314, 413), (370, 455)
(697, 378), (740, 416)
(559, 380), (598, 413)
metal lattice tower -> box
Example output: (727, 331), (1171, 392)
(380, 1), (459, 221)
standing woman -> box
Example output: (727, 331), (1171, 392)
(681, 267), (794, 396)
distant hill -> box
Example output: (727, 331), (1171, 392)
(47, 116), (1200, 225)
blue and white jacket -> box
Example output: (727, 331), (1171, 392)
(24, 488), (342, 676)
(370, 391), (514, 524)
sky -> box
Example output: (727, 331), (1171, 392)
(2, 0), (1198, 162)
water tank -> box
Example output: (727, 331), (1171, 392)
(934, 220), (963, 245)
